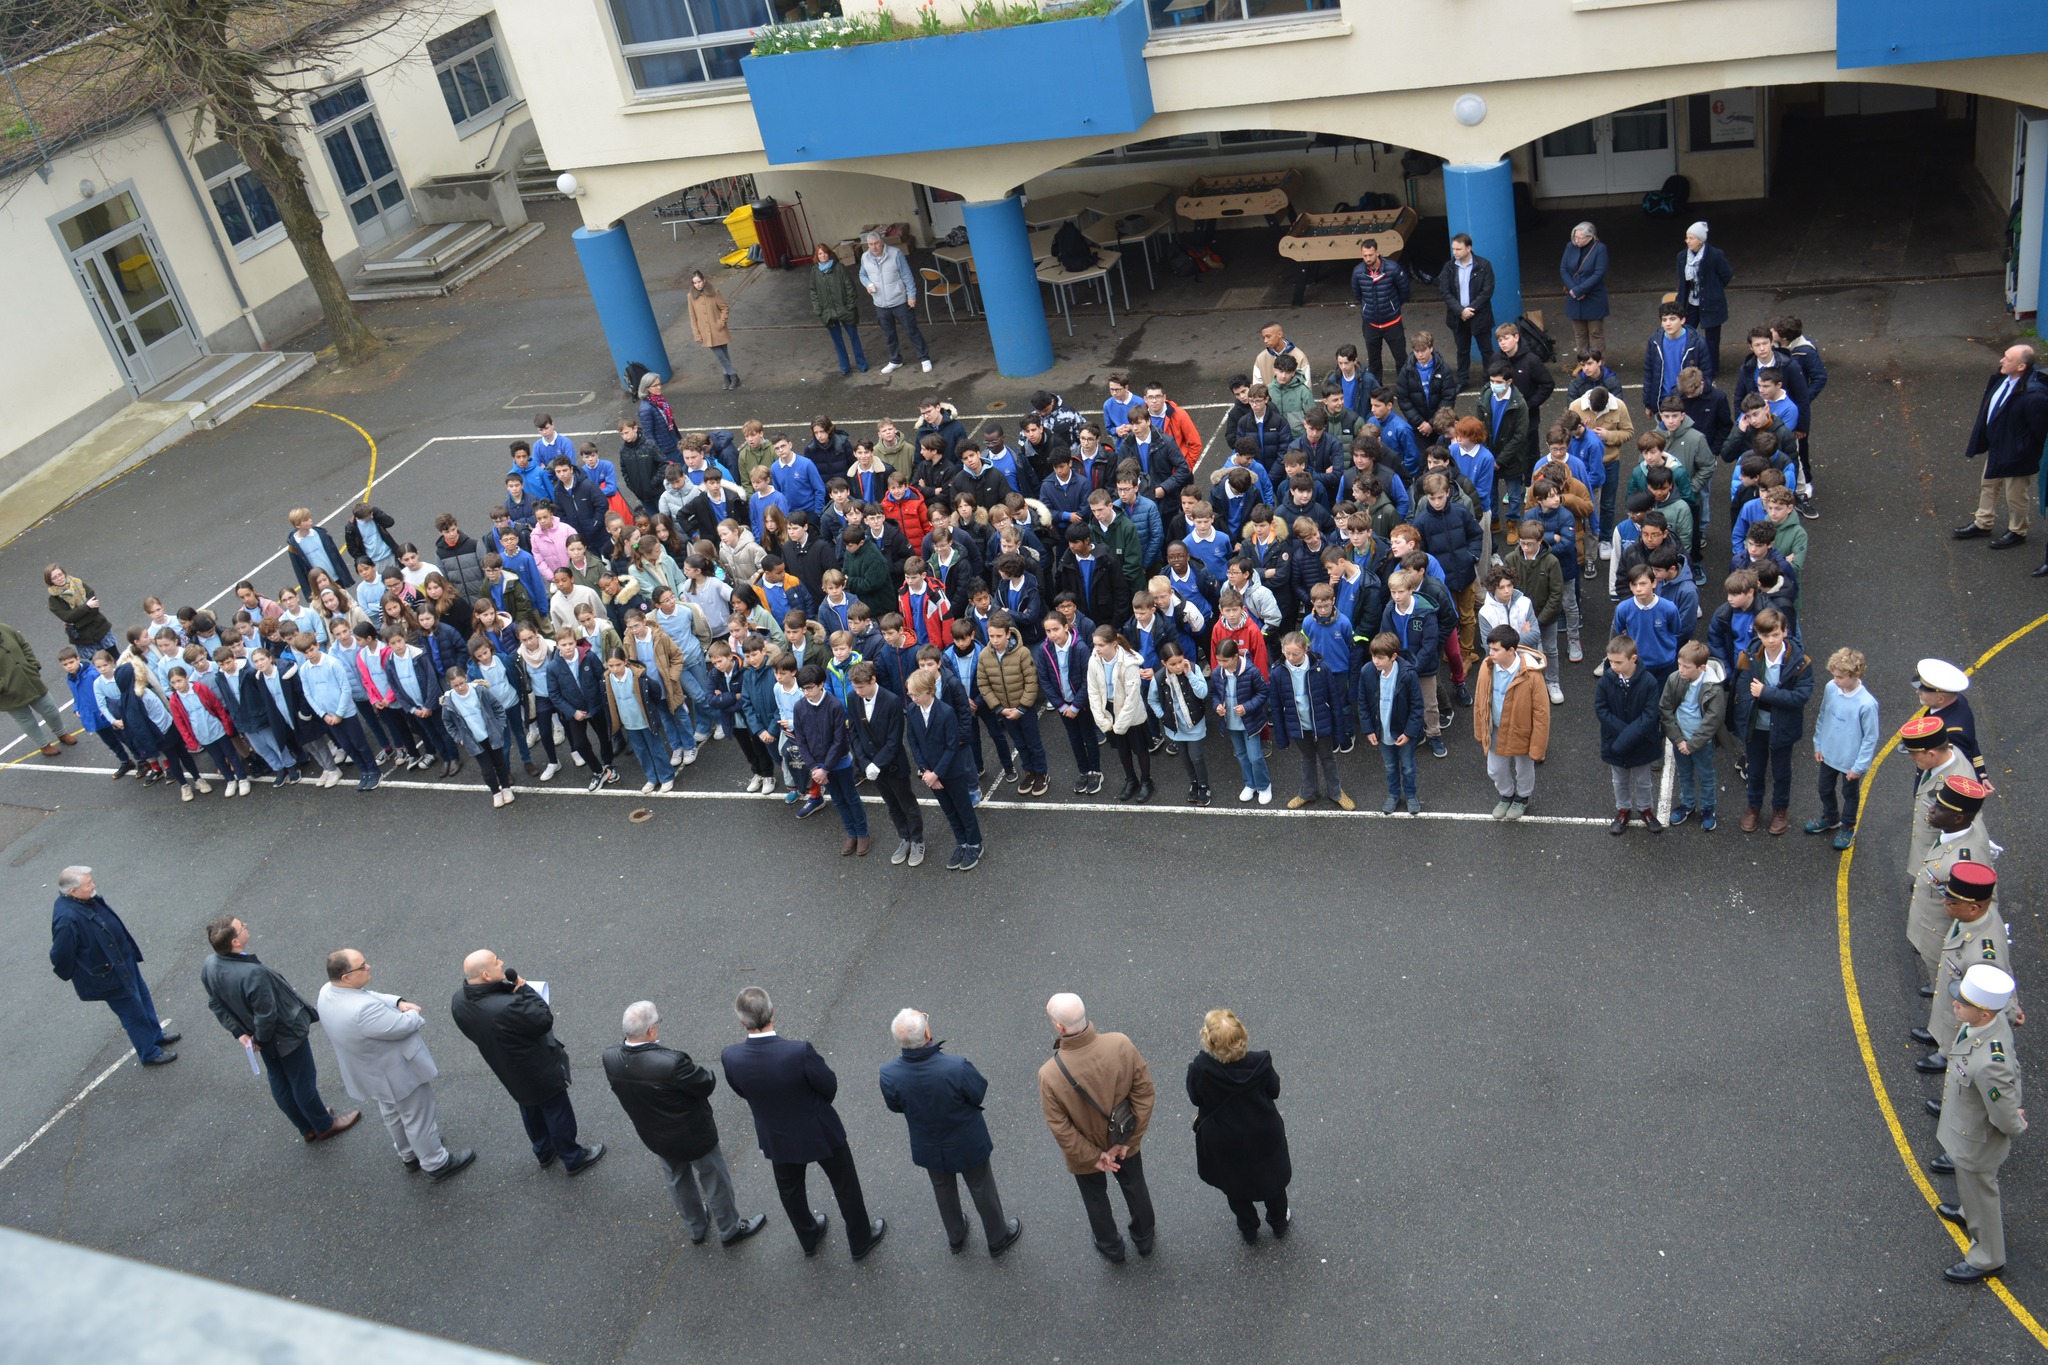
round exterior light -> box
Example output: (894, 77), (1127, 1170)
(556, 172), (582, 197)
(1453, 94), (1487, 127)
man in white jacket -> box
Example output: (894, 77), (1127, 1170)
(858, 231), (933, 374)
(318, 949), (475, 1181)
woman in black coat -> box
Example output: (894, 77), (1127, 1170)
(1186, 1008), (1291, 1243)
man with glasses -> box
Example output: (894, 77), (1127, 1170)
(319, 948), (474, 1181)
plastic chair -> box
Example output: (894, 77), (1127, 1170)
(919, 267), (960, 324)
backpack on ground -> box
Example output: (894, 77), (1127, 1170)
(1642, 173), (1691, 219)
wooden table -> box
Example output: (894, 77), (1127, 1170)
(1023, 190), (1098, 227)
(1084, 209), (1171, 290)
(1036, 249), (1129, 334)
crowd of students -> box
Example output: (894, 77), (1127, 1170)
(41, 307), (1873, 851)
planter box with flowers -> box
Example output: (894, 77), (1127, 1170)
(741, 0), (1152, 165)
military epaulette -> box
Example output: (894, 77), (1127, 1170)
(1991, 1039), (2007, 1060)
(1982, 937), (1999, 959)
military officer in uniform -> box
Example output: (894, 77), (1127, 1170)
(1907, 776), (1996, 991)
(1913, 657), (1988, 786)
(1933, 963), (2026, 1283)
(1913, 864), (2016, 1074)
(1901, 717), (1974, 884)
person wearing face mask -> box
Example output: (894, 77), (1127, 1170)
(809, 243), (869, 375)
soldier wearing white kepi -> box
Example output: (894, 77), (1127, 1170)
(1913, 863), (2017, 1074)
(1906, 776), (1997, 990)
(1932, 964), (2026, 1283)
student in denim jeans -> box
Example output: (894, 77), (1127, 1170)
(1357, 632), (1424, 814)
(1209, 639), (1271, 804)
(1659, 640), (1725, 831)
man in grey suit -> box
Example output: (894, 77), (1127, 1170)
(317, 949), (475, 1182)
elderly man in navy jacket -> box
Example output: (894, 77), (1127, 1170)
(49, 866), (179, 1065)
(721, 987), (885, 1261)
(879, 1008), (1022, 1257)
(1954, 344), (2048, 553)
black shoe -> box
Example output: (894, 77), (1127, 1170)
(1909, 1027), (1938, 1047)
(989, 1218), (1022, 1258)
(957, 845), (981, 871)
(1930, 1153), (1957, 1175)
(1239, 1225), (1259, 1245)
(1116, 780), (1138, 802)
(944, 847), (965, 871)
(430, 1149), (477, 1182)
(1133, 1233), (1155, 1258)
(1270, 1209), (1290, 1238)
(2032, 563), (2048, 578)
(1072, 776), (1092, 794)
(565, 1142), (607, 1175)
(1953, 524), (1992, 540)
(156, 1030), (182, 1045)
(1916, 1053), (1950, 1074)
(1193, 786), (1212, 807)
(1990, 531), (2027, 550)
(1926, 1098), (1943, 1118)
(1086, 772), (1104, 795)
(1455, 683), (1474, 707)
(1945, 1260), (2002, 1283)
(114, 760), (137, 779)
(140, 1049), (178, 1066)
(802, 1211), (830, 1257)
(536, 1154), (557, 1169)
(1336, 737), (1354, 754)
(1095, 1241), (1127, 1264)
(402, 1156), (421, 1173)
(1919, 984), (1936, 999)
(1609, 811), (1629, 835)
(851, 1217), (887, 1261)
(1133, 780), (1153, 803)
(1937, 1202), (1967, 1225)
(721, 1213), (769, 1246)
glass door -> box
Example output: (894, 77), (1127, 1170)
(1536, 119), (1606, 197)
(1537, 102), (1676, 196)
(58, 192), (202, 388)
(309, 81), (412, 246)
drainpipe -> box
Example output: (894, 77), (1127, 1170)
(155, 109), (269, 350)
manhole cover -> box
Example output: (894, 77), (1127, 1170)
(987, 399), (1007, 411)
(629, 808), (654, 823)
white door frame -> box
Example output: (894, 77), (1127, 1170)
(49, 181), (207, 393)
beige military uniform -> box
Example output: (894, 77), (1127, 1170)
(1907, 819), (1998, 973)
(1906, 747), (1974, 877)
(1927, 906), (2015, 1051)
(1937, 1012), (2026, 1270)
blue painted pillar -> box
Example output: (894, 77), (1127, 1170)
(1443, 160), (1522, 339)
(573, 221), (674, 389)
(962, 196), (1054, 377)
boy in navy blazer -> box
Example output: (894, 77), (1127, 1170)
(905, 668), (983, 871)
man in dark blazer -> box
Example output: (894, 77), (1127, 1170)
(1437, 234), (1496, 389)
(49, 866), (179, 1066)
(879, 1008), (1021, 1257)
(450, 948), (605, 1175)
(200, 914), (357, 1141)
(720, 987), (886, 1260)
(846, 663), (924, 867)
(905, 668), (983, 870)
(1952, 344), (2048, 554)
(603, 999), (766, 1247)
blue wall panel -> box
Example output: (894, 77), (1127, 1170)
(1837, 0), (2048, 66)
(743, 0), (1151, 165)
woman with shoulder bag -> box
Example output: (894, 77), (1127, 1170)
(1186, 1008), (1292, 1244)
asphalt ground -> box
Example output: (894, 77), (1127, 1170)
(0, 204), (2046, 1361)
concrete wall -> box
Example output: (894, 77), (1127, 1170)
(0, 0), (533, 475)
(1975, 96), (2019, 203)
(752, 170), (925, 252)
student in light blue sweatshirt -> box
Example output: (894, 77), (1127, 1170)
(1808, 646), (1880, 850)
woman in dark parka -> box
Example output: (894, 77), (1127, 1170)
(1186, 1007), (1291, 1244)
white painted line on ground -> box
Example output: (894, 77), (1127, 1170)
(0, 761), (1611, 826)
(0, 1021), (171, 1178)
(1659, 738), (1676, 824)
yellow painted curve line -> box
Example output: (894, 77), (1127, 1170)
(1837, 608), (2048, 1348)
(0, 730), (85, 770)
(252, 403), (379, 497)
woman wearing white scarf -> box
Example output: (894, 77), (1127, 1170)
(1676, 221), (1732, 382)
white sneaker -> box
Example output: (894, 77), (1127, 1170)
(503, 789), (516, 804)
(320, 768), (339, 788)
(539, 762), (561, 781)
(641, 781), (655, 795)
(658, 780), (674, 792)
(222, 781), (237, 799)
(195, 777), (213, 794)
(180, 783), (193, 802)
(713, 725), (727, 740)
(1239, 785), (1254, 803)
(880, 361), (903, 373)
(570, 751), (586, 767)
(1597, 542), (1612, 560)
(492, 790), (506, 808)
(920, 359), (933, 372)
(1548, 683), (1565, 705)
(526, 724), (540, 746)
(749, 775), (767, 792)
(236, 778), (251, 797)
(669, 747), (685, 767)
(683, 748), (699, 766)
(1257, 788), (1273, 805)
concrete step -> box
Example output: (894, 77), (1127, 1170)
(347, 221), (545, 302)
(137, 350), (314, 430)
(357, 220), (499, 277)
(517, 145), (564, 200)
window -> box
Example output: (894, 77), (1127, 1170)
(195, 142), (285, 254)
(1075, 129), (1316, 165)
(428, 16), (516, 127)
(611, 0), (840, 92)
(1147, 0), (1333, 35)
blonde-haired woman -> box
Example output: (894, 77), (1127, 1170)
(1186, 1008), (1291, 1244)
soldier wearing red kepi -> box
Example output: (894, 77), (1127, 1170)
(1913, 863), (2018, 1076)
(1899, 717), (1974, 883)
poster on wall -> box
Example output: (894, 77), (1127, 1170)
(1709, 89), (1757, 145)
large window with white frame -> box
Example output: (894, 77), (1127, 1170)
(195, 141), (286, 257)
(428, 15), (517, 128)
(610, 0), (841, 93)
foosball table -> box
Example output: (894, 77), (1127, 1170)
(1276, 205), (1421, 305)
(1174, 171), (1303, 227)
